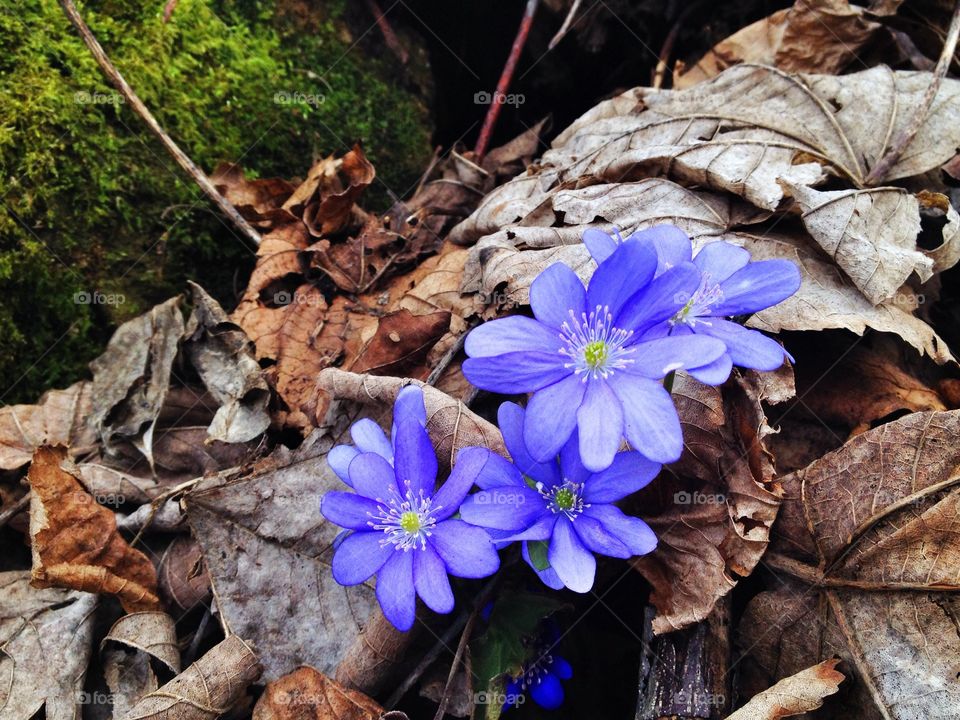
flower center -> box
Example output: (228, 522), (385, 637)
(671, 273), (724, 327)
(559, 305), (635, 380)
(538, 480), (588, 520)
(368, 481), (440, 551)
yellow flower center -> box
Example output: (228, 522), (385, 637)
(583, 340), (608, 369)
(399, 510), (422, 534)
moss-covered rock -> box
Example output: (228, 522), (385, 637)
(0, 0), (433, 403)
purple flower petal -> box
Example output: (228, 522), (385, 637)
(615, 263), (700, 330)
(393, 417), (438, 498)
(582, 452), (661, 503)
(331, 531), (393, 585)
(498, 513), (558, 542)
(530, 671), (565, 709)
(348, 452), (400, 500)
(583, 504), (657, 556)
(625, 335), (726, 379)
(529, 263), (587, 329)
(432, 447), (489, 520)
(694, 240), (751, 282)
(548, 517), (596, 593)
(572, 514), (631, 558)
(575, 378), (623, 472)
(628, 224), (692, 274)
(321, 491), (380, 530)
(697, 318), (787, 371)
(392, 385), (428, 446)
(376, 550), (416, 631)
(459, 487), (547, 531)
(559, 431), (590, 487)
(498, 402), (561, 487)
(351, 419), (393, 461)
(430, 519), (501, 578)
(464, 316), (562, 358)
(686, 352), (733, 385)
(608, 373), (683, 463)
(414, 545), (455, 614)
(463, 352), (569, 394)
(473, 449), (526, 490)
(328, 444), (359, 485)
(524, 375), (587, 462)
(586, 240), (657, 321)
(552, 656), (573, 680)
(712, 259), (801, 316)
(583, 228), (619, 263)
(522, 541), (565, 590)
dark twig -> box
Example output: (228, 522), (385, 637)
(652, 1), (709, 89)
(364, 0), (409, 64)
(547, 0), (582, 50)
(0, 492), (30, 529)
(431, 577), (500, 720)
(58, 0), (262, 246)
(863, 0), (960, 185)
(474, 0), (540, 161)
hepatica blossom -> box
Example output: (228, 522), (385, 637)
(583, 225), (801, 384)
(320, 386), (500, 631)
(463, 238), (727, 471)
(459, 402), (658, 593)
(503, 621), (573, 711)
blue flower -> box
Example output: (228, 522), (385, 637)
(503, 625), (573, 711)
(320, 386), (501, 631)
(463, 239), (726, 471)
(459, 402), (658, 593)
(583, 225), (801, 385)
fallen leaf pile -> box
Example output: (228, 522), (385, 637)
(5, 3), (960, 719)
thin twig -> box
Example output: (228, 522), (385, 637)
(0, 492), (30, 529)
(474, 0), (540, 160)
(547, 0), (582, 50)
(651, 1), (709, 90)
(431, 577), (500, 720)
(57, 0), (262, 247)
(364, 0), (409, 64)
(863, 0), (960, 185)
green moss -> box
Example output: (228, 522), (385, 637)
(0, 0), (432, 403)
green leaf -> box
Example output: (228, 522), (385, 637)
(470, 592), (565, 720)
(527, 540), (550, 571)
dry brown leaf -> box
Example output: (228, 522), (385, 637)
(212, 163), (296, 227)
(0, 381), (96, 471)
(101, 612), (181, 716)
(781, 182), (928, 304)
(629, 371), (783, 633)
(0, 571), (98, 720)
(27, 445), (160, 612)
(351, 308), (451, 376)
(252, 667), (382, 720)
(184, 282), (270, 443)
(89, 295), (184, 467)
(286, 144), (374, 238)
(739, 410), (960, 719)
(158, 535), (211, 614)
(675, 0), (883, 88)
(725, 659), (845, 720)
(101, 611), (181, 674)
(117, 635), (261, 720)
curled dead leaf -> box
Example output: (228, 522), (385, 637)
(252, 667), (382, 720)
(27, 445), (160, 612)
(725, 659), (845, 720)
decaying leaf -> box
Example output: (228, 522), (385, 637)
(630, 371), (783, 633)
(117, 635), (261, 720)
(0, 381), (96, 471)
(740, 410), (960, 719)
(0, 571), (98, 720)
(101, 612), (181, 716)
(158, 535), (211, 614)
(675, 0), (884, 88)
(252, 667), (382, 720)
(725, 659), (845, 720)
(27, 445), (160, 612)
(184, 281), (270, 443)
(183, 431), (379, 683)
(89, 295), (184, 467)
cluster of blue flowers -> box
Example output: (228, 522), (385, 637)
(320, 224), (800, 637)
